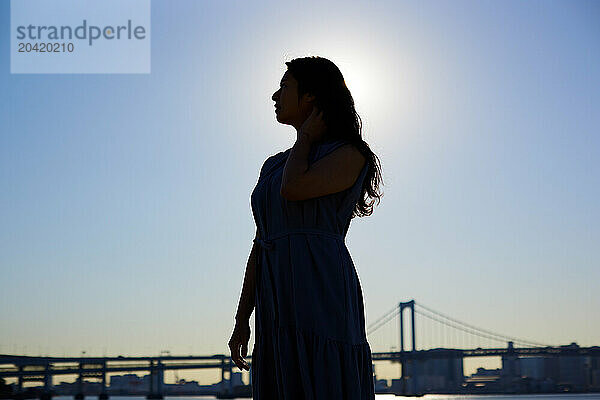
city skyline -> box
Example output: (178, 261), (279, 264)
(3, 341), (600, 395)
(1, 0), (599, 384)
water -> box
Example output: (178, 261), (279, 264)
(52, 394), (600, 400)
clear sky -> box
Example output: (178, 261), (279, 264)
(1, 0), (598, 383)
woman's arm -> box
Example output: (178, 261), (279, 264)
(234, 229), (259, 323)
(281, 133), (366, 201)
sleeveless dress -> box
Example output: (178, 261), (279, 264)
(250, 138), (375, 399)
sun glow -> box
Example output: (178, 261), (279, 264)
(331, 55), (402, 142)
(275, 30), (417, 143)
(338, 58), (382, 116)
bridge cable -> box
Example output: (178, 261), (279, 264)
(367, 308), (399, 336)
(367, 305), (398, 329)
(414, 302), (551, 347)
(416, 308), (531, 347)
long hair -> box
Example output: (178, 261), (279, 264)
(285, 56), (383, 218)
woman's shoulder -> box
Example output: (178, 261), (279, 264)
(258, 138), (353, 177)
(311, 138), (353, 162)
(259, 149), (289, 179)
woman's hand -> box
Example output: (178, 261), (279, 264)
(299, 106), (327, 144)
(228, 319), (251, 371)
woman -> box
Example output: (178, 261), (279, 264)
(229, 56), (383, 399)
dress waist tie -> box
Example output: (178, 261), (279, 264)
(253, 228), (345, 251)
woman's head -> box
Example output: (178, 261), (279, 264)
(272, 56), (384, 217)
(272, 57), (354, 140)
(271, 69), (315, 130)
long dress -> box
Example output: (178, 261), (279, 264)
(249, 138), (376, 399)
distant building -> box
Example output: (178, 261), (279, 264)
(590, 356), (600, 390)
(520, 357), (545, 380)
(389, 378), (403, 393)
(499, 342), (600, 392)
(556, 343), (589, 391)
(470, 367), (501, 377)
(401, 350), (463, 393)
(464, 367), (501, 391)
(230, 372), (244, 387)
(374, 378), (389, 391)
(110, 374), (146, 392)
(501, 342), (520, 379)
(558, 354), (586, 390)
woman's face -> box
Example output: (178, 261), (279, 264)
(271, 70), (313, 130)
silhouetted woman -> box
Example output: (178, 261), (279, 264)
(229, 56), (383, 399)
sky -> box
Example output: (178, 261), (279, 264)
(1, 0), (599, 384)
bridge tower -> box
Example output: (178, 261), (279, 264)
(398, 300), (417, 395)
(399, 300), (416, 352)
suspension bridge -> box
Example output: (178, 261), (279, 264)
(365, 299), (599, 394)
(368, 299), (553, 351)
(1, 299), (598, 398)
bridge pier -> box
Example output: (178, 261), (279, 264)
(40, 362), (54, 400)
(74, 361), (84, 400)
(217, 357), (233, 396)
(99, 360), (108, 400)
(146, 359), (164, 399)
(220, 357), (225, 386)
(226, 358), (233, 393)
(74, 374), (84, 400)
(43, 363), (52, 393)
(17, 365), (23, 393)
